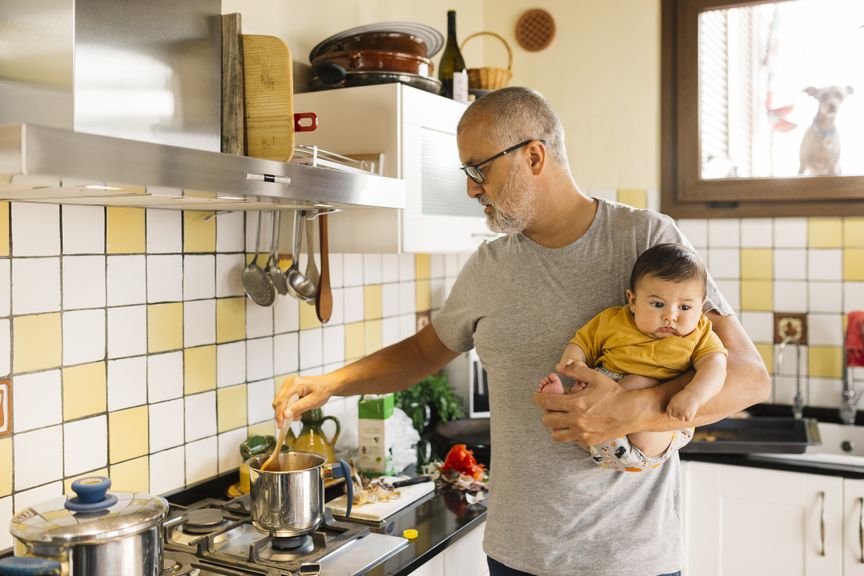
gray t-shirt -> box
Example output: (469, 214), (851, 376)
(432, 198), (733, 576)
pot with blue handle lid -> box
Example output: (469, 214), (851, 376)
(0, 477), (169, 576)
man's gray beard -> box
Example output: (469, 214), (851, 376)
(484, 168), (537, 234)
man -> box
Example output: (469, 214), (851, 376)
(274, 87), (771, 576)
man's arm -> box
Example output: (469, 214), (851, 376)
(274, 324), (460, 427)
(533, 312), (771, 446)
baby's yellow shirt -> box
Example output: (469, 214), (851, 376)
(570, 305), (727, 379)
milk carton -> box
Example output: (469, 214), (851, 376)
(358, 394), (396, 476)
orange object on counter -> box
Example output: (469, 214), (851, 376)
(440, 444), (486, 480)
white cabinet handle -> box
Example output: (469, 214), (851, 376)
(819, 491), (826, 557)
(858, 497), (864, 563)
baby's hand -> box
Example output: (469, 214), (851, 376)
(667, 389), (702, 422)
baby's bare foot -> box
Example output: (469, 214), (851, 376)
(538, 373), (566, 394)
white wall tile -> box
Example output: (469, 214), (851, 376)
(676, 219), (708, 249)
(399, 282), (416, 314)
(246, 337), (274, 381)
(274, 296), (300, 333)
(14, 426), (62, 490)
(809, 282), (843, 313)
(444, 254), (461, 277)
(0, 319), (9, 376)
(343, 254), (363, 287)
(772, 375), (801, 406)
(299, 328), (322, 370)
(245, 211), (273, 253)
(327, 288), (344, 325)
(149, 399), (184, 452)
(107, 255), (146, 306)
(0, 497), (11, 550)
(107, 305), (147, 359)
(273, 332), (299, 375)
(774, 281), (808, 312)
(343, 286), (364, 324)
(382, 316), (401, 347)
(714, 280), (740, 314)
(63, 309), (105, 365)
(774, 218), (808, 248)
(707, 249), (740, 280)
(707, 220), (740, 248)
(363, 254), (382, 284)
(217, 341), (246, 388)
(0, 259), (9, 318)
(184, 299), (216, 348)
(184, 255), (216, 300)
(399, 254), (416, 281)
(64, 415), (107, 476)
(216, 211), (245, 253)
(185, 437), (218, 485)
(845, 283), (864, 313)
(774, 249), (807, 280)
(216, 253), (245, 297)
(185, 391), (216, 442)
(246, 300), (274, 339)
(62, 205), (105, 255)
(149, 446), (185, 495)
(381, 254), (399, 283)
(218, 428), (247, 472)
(808, 313), (843, 346)
(382, 284), (400, 318)
(147, 255), (182, 302)
(108, 356), (147, 411)
(808, 249), (842, 281)
(247, 378), (275, 425)
(807, 377), (843, 409)
(148, 351), (183, 402)
(12, 257), (61, 314)
(399, 313), (416, 339)
(322, 325), (345, 366)
(430, 254), (446, 279)
(13, 370), (61, 432)
(776, 343), (807, 377)
(740, 312), (774, 343)
(12, 203), (60, 256)
(13, 481), (62, 516)
(62, 255), (106, 310)
(740, 219), (773, 248)
(328, 253), (344, 289)
(146, 210), (182, 254)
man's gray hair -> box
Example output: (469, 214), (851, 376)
(457, 87), (568, 165)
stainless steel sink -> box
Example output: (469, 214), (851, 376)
(751, 421), (864, 468)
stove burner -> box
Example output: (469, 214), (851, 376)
(271, 535), (313, 551)
(163, 557), (200, 576)
(183, 508), (226, 534)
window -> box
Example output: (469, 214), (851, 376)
(662, 0), (864, 218)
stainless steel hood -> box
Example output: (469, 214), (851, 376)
(0, 123), (405, 211)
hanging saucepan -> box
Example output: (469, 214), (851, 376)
(246, 451), (353, 537)
(0, 477), (170, 576)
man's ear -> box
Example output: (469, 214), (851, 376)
(804, 86), (819, 98)
(626, 289), (636, 311)
(528, 141), (546, 175)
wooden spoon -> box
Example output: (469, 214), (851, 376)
(315, 212), (333, 323)
(260, 394), (299, 471)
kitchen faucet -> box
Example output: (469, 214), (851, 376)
(777, 336), (804, 419)
(840, 347), (861, 425)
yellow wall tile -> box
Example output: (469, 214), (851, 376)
(106, 207), (145, 254)
(845, 218), (864, 247)
(0, 202), (9, 257)
(809, 346), (843, 379)
(185, 345), (216, 394)
(740, 280), (773, 311)
(0, 437), (11, 496)
(109, 406), (149, 464)
(217, 385), (247, 432)
(184, 211), (217, 253)
(148, 303), (183, 353)
(754, 343), (773, 373)
(364, 320), (382, 356)
(844, 249), (864, 281)
(299, 302), (321, 330)
(415, 254), (431, 280)
(740, 249), (772, 280)
(217, 298), (246, 343)
(62, 362), (106, 421)
(345, 322), (365, 361)
(416, 280), (431, 312)
(617, 188), (647, 209)
(248, 420), (275, 437)
(364, 285), (382, 320)
(64, 468), (108, 495)
(14, 313), (61, 373)
(808, 218), (843, 248)
(110, 457), (149, 493)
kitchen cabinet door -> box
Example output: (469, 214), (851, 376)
(686, 462), (843, 576)
(844, 479), (864, 576)
(408, 553), (444, 576)
(443, 521), (487, 576)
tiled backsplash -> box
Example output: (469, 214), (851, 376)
(1, 192), (863, 550)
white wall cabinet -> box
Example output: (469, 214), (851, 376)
(295, 84), (495, 254)
(407, 520), (487, 576)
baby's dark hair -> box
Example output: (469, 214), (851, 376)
(629, 243), (707, 295)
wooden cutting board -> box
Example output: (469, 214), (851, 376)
(243, 34), (295, 161)
(328, 480), (436, 522)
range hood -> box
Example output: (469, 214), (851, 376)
(0, 123), (405, 211)
(0, 0), (406, 212)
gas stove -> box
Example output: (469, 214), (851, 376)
(161, 493), (408, 576)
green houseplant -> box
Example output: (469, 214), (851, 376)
(394, 373), (465, 436)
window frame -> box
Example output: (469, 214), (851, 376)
(661, 0), (864, 218)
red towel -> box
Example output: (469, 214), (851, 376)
(847, 311), (864, 367)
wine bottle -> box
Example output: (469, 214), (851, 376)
(438, 10), (468, 102)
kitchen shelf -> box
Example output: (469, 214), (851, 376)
(0, 124), (406, 212)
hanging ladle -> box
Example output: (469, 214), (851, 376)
(265, 211), (289, 295)
(242, 210), (276, 307)
(285, 210), (316, 302)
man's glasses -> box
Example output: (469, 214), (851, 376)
(459, 139), (546, 184)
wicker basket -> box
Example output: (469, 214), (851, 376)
(460, 31), (513, 91)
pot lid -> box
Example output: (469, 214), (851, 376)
(9, 477), (169, 546)
(309, 22), (444, 62)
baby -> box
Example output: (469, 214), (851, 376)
(539, 243), (728, 471)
